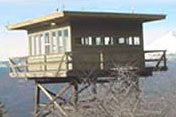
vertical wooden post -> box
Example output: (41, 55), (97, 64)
(163, 51), (167, 69)
(92, 81), (97, 99)
(72, 81), (78, 107)
(34, 82), (40, 114)
(100, 52), (104, 70)
(44, 55), (47, 71)
(66, 53), (69, 71)
(26, 58), (29, 72)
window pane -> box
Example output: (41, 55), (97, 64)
(81, 37), (85, 45)
(128, 37), (133, 45)
(88, 37), (92, 45)
(52, 32), (57, 53)
(96, 37), (103, 45)
(85, 37), (89, 45)
(104, 37), (110, 45)
(45, 33), (50, 43)
(64, 29), (68, 37)
(58, 31), (63, 47)
(134, 37), (140, 45)
(119, 37), (125, 44)
(35, 35), (39, 55)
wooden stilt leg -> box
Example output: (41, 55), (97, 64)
(72, 82), (78, 107)
(92, 82), (97, 99)
(34, 83), (40, 114)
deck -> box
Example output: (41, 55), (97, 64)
(9, 50), (167, 79)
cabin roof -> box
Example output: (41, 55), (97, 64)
(7, 11), (166, 30)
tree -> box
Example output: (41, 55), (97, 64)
(0, 101), (4, 117)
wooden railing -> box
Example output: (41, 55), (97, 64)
(9, 52), (73, 78)
(144, 50), (167, 71)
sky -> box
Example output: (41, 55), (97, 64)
(0, 0), (176, 60)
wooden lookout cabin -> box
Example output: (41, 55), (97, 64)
(8, 11), (168, 116)
(8, 11), (167, 79)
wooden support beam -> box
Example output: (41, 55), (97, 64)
(92, 82), (97, 99)
(37, 84), (68, 117)
(34, 83), (40, 114)
(72, 82), (78, 107)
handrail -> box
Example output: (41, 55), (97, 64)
(144, 50), (167, 71)
(144, 50), (166, 53)
(9, 52), (73, 77)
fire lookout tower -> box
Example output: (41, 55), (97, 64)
(8, 11), (167, 116)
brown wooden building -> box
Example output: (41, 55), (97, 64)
(8, 11), (167, 78)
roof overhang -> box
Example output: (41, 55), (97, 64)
(7, 11), (166, 30)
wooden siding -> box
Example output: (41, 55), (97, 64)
(71, 20), (144, 70)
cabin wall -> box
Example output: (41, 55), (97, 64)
(71, 20), (144, 70)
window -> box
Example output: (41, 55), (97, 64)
(104, 37), (110, 45)
(134, 37), (140, 45)
(52, 32), (57, 53)
(127, 37), (133, 45)
(88, 37), (92, 45)
(96, 37), (103, 45)
(44, 32), (50, 54)
(45, 33), (50, 43)
(40, 34), (45, 54)
(85, 37), (89, 45)
(64, 29), (68, 37)
(35, 35), (40, 55)
(119, 37), (125, 44)
(58, 31), (63, 47)
(104, 37), (114, 45)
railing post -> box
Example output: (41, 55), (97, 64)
(163, 51), (167, 68)
(26, 58), (29, 72)
(44, 55), (47, 71)
(66, 52), (69, 71)
(100, 52), (104, 70)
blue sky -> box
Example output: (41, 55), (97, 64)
(0, 0), (175, 60)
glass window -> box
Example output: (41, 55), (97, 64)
(96, 37), (103, 45)
(35, 35), (39, 55)
(134, 37), (140, 45)
(88, 37), (92, 45)
(85, 37), (89, 45)
(40, 34), (45, 54)
(104, 37), (110, 45)
(128, 37), (133, 45)
(119, 37), (125, 44)
(58, 31), (63, 47)
(81, 37), (85, 45)
(64, 29), (68, 37)
(52, 32), (57, 53)
(45, 33), (50, 43)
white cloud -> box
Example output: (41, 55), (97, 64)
(0, 26), (27, 60)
